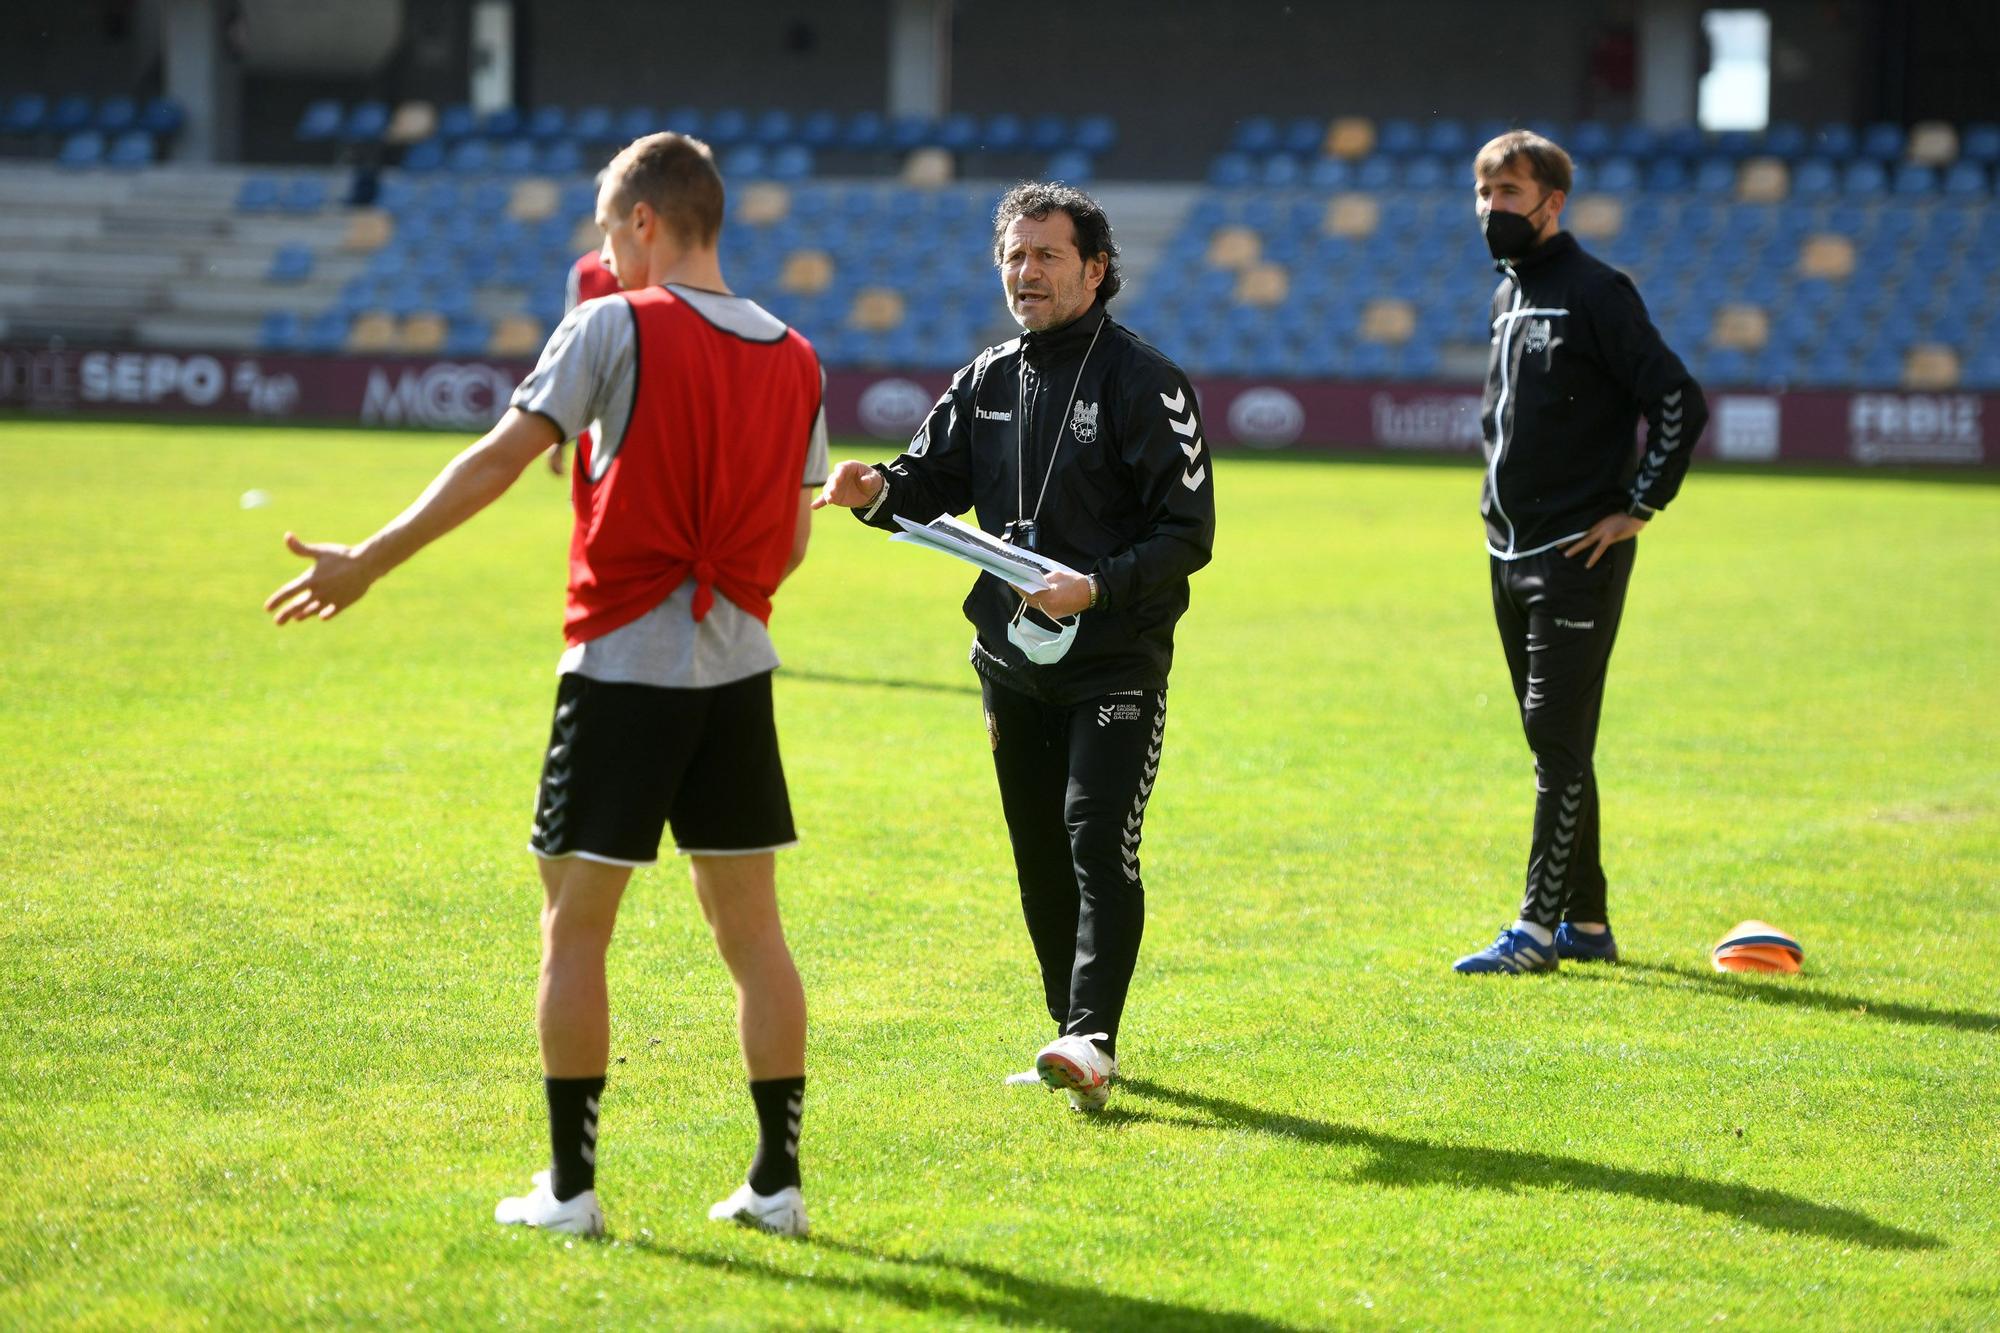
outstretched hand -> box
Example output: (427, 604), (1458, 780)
(1022, 569), (1094, 619)
(1562, 512), (1647, 568)
(812, 460), (884, 510)
(264, 532), (376, 625)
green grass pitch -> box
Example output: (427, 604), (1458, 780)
(2, 418), (1995, 1329)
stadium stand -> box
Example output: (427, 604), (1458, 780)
(2, 101), (1994, 389)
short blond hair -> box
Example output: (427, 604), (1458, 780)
(1473, 130), (1574, 196)
(604, 132), (725, 248)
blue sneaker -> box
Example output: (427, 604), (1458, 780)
(1556, 923), (1619, 962)
(1452, 926), (1559, 974)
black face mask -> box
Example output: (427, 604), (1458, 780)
(1482, 195), (1549, 261)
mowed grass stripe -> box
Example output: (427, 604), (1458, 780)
(1, 420), (1994, 1328)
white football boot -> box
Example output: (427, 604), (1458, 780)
(708, 1182), (811, 1237)
(1035, 1032), (1117, 1112)
(494, 1169), (605, 1237)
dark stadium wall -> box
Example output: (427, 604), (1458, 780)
(0, 1), (163, 97)
(517, 0), (892, 114)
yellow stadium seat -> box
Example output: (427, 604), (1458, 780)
(1235, 263), (1289, 307)
(1711, 304), (1770, 350)
(399, 312), (447, 354)
(1567, 196), (1624, 239)
(340, 209), (393, 252)
(488, 315), (546, 358)
(737, 182), (792, 225)
(1360, 298), (1415, 345)
(345, 311), (398, 353)
(779, 249), (834, 295)
(1799, 234), (1856, 280)
(901, 147), (954, 187)
(1323, 193), (1380, 239)
(1906, 121), (1957, 166)
(848, 287), (906, 331)
(570, 216), (600, 254)
(1904, 344), (1961, 390)
(508, 179), (560, 222)
(1206, 225), (1262, 269)
(1736, 158), (1789, 203)
(1325, 116), (1375, 160)
(386, 100), (437, 146)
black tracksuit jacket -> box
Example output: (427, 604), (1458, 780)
(1481, 231), (1708, 557)
(857, 301), (1216, 705)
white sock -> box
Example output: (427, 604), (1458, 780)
(1511, 920), (1554, 947)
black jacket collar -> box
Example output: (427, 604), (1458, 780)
(1498, 229), (1579, 277)
(1019, 300), (1108, 369)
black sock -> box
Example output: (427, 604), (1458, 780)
(545, 1075), (604, 1202)
(746, 1076), (804, 1195)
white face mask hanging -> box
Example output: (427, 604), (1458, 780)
(1007, 601), (1079, 664)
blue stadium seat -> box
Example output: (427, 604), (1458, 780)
(1047, 150), (1093, 183)
(526, 106), (567, 142)
(343, 101), (389, 143)
(1790, 158), (1837, 198)
(1613, 124), (1658, 158)
(1660, 125), (1705, 158)
(1208, 153), (1254, 189)
(447, 140), (493, 173)
(236, 176), (281, 212)
(401, 138), (445, 172)
(617, 106), (661, 140)
(1260, 154), (1301, 188)
(495, 140), (536, 174)
(936, 112), (979, 152)
(798, 109), (841, 149)
(706, 108), (750, 146)
(445, 319), (491, 357)
(139, 97), (184, 136)
(1355, 156), (1395, 189)
(475, 106), (519, 140)
(1943, 162), (1989, 197)
(982, 112), (1024, 153)
(1840, 160), (1888, 195)
(1693, 158), (1735, 195)
(1075, 114), (1117, 154)
(95, 96), (137, 133)
(260, 310), (302, 351)
(1305, 157), (1352, 190)
(1858, 122), (1903, 161)
(1811, 123), (1856, 158)
(296, 98), (342, 142)
(1891, 164), (1936, 196)
(267, 244), (315, 282)
(722, 145), (766, 178)
(537, 140), (583, 176)
(1644, 158), (1689, 191)
(770, 145), (814, 181)
(1376, 119), (1421, 157)
(570, 105), (614, 143)
(1280, 117), (1323, 156)
(1028, 113), (1069, 153)
(1594, 157), (1640, 192)
(842, 110), (886, 152)
(1401, 156), (1448, 189)
(1962, 123), (2000, 164)
(281, 176), (328, 212)
(105, 130), (153, 168)
(1762, 122), (1806, 159)
(303, 311), (349, 353)
(57, 131), (105, 167)
(49, 94), (93, 135)
(1232, 116), (1279, 154)
(436, 104), (477, 141)
(4, 93), (47, 134)
(887, 113), (931, 152)
(752, 108), (795, 147)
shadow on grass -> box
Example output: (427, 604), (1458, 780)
(780, 667), (981, 697)
(1117, 1078), (1940, 1252)
(635, 1234), (1302, 1331)
(1594, 960), (2000, 1036)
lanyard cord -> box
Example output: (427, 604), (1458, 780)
(1016, 316), (1106, 527)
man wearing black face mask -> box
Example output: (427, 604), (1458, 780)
(1453, 130), (1708, 975)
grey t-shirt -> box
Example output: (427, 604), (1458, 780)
(510, 284), (829, 689)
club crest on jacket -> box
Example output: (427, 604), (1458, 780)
(1070, 400), (1100, 443)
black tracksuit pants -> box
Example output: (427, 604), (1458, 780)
(981, 675), (1166, 1057)
(1491, 539), (1636, 930)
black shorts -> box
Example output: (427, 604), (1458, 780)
(528, 671), (796, 865)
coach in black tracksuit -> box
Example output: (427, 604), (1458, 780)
(1454, 131), (1707, 975)
(816, 183), (1214, 1092)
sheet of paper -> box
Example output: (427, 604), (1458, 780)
(889, 514), (1081, 594)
